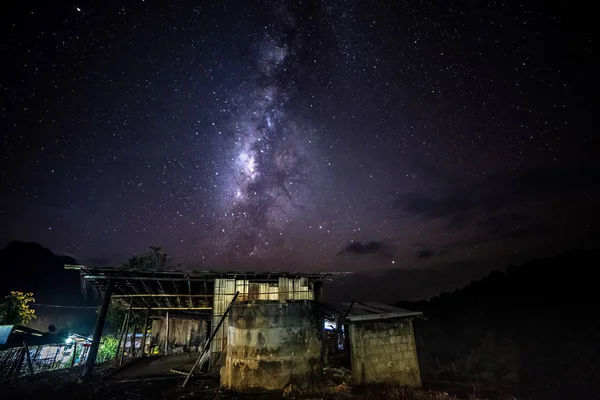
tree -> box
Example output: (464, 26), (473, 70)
(121, 245), (174, 271)
(0, 291), (36, 325)
(97, 335), (120, 363)
(106, 299), (146, 332)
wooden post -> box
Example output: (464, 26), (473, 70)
(71, 342), (78, 368)
(164, 311), (170, 355)
(81, 279), (114, 382)
(13, 347), (26, 378)
(22, 342), (34, 375)
(115, 310), (128, 360)
(182, 291), (239, 388)
(119, 298), (133, 366)
(141, 307), (150, 356)
(130, 323), (137, 356)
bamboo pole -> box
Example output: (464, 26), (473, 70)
(119, 298), (133, 366)
(115, 311), (128, 360)
(130, 323), (137, 357)
(164, 311), (169, 355)
(141, 307), (150, 356)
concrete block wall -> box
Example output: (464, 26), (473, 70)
(349, 319), (421, 386)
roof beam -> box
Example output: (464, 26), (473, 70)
(84, 276), (221, 282)
(140, 278), (162, 308)
(153, 274), (172, 308)
(112, 294), (212, 298)
(131, 307), (211, 310)
(172, 280), (182, 308)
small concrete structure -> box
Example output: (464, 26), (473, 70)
(220, 300), (322, 391)
(323, 302), (422, 387)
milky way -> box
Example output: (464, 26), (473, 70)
(217, 12), (320, 262)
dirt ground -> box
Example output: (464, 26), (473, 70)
(0, 356), (515, 400)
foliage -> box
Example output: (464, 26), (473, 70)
(97, 335), (120, 363)
(106, 299), (146, 332)
(121, 245), (175, 271)
(0, 291), (36, 325)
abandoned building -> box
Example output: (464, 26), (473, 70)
(66, 265), (422, 391)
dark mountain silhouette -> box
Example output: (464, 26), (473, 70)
(0, 241), (79, 302)
(397, 249), (599, 400)
(0, 241), (98, 333)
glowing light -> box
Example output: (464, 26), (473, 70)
(65, 337), (74, 344)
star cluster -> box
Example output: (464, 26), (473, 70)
(0, 1), (596, 297)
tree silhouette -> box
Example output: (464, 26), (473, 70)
(120, 245), (175, 271)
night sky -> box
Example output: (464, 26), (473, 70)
(1, 1), (597, 300)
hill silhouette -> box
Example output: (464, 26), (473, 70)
(0, 241), (98, 333)
(397, 249), (599, 400)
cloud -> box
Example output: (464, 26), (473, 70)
(393, 165), (600, 226)
(416, 249), (435, 259)
(337, 241), (394, 258)
(391, 165), (600, 256)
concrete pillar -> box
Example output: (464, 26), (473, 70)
(82, 279), (114, 381)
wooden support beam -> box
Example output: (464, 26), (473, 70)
(141, 307), (150, 356)
(130, 323), (137, 357)
(172, 280), (182, 308)
(14, 347), (26, 378)
(131, 307), (211, 310)
(23, 342), (34, 375)
(112, 294), (212, 298)
(119, 299), (133, 366)
(140, 279), (163, 309)
(187, 279), (194, 308)
(115, 312), (128, 361)
(164, 311), (170, 355)
(82, 279), (114, 382)
(84, 276), (219, 282)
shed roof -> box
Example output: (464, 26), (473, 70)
(322, 301), (422, 322)
(66, 265), (343, 313)
(0, 325), (14, 345)
(0, 325), (55, 350)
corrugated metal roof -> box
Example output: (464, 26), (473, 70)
(0, 325), (15, 345)
(321, 301), (422, 322)
(66, 265), (349, 314)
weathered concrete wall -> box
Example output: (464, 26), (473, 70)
(349, 319), (421, 386)
(220, 300), (322, 392)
